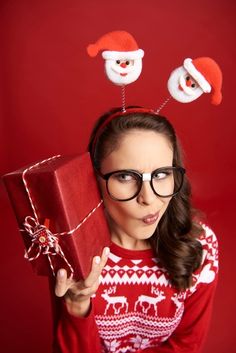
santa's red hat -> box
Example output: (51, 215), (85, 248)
(87, 30), (144, 60)
(183, 57), (222, 105)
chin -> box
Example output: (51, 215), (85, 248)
(134, 223), (158, 240)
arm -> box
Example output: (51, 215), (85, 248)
(140, 276), (218, 353)
(55, 300), (102, 353)
(54, 247), (110, 353)
(141, 224), (219, 353)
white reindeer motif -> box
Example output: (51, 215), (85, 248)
(134, 286), (166, 315)
(171, 293), (185, 312)
(101, 286), (129, 315)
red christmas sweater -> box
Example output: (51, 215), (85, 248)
(55, 224), (218, 353)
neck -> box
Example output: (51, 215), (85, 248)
(111, 235), (151, 251)
(108, 218), (151, 251)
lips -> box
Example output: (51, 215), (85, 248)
(142, 212), (159, 225)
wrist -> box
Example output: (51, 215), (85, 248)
(65, 296), (91, 317)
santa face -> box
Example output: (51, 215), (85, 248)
(167, 66), (204, 103)
(104, 58), (142, 86)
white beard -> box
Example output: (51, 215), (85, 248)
(105, 58), (142, 86)
(167, 66), (204, 103)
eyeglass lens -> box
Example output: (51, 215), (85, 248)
(107, 167), (183, 201)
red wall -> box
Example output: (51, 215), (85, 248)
(1, 1), (235, 352)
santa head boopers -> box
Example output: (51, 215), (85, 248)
(167, 57), (222, 105)
(87, 30), (144, 86)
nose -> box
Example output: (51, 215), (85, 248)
(120, 62), (127, 68)
(137, 181), (159, 205)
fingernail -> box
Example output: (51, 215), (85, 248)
(95, 256), (101, 264)
(105, 247), (110, 256)
(58, 269), (65, 277)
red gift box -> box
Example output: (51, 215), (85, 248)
(3, 153), (111, 280)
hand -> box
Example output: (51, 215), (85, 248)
(55, 247), (110, 317)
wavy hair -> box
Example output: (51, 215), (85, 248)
(88, 107), (203, 290)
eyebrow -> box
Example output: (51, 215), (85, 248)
(103, 166), (174, 174)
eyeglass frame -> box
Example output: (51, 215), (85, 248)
(96, 166), (186, 202)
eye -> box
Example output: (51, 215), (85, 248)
(153, 172), (168, 180)
(153, 168), (173, 180)
(113, 172), (136, 183)
(186, 76), (190, 81)
(191, 83), (196, 88)
(116, 60), (120, 65)
(126, 61), (130, 65)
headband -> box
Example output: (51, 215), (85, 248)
(87, 30), (223, 108)
(91, 107), (156, 158)
(87, 30), (223, 159)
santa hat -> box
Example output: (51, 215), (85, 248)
(87, 30), (144, 60)
(183, 57), (222, 105)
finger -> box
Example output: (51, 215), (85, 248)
(83, 256), (102, 288)
(55, 269), (70, 297)
(100, 247), (110, 267)
(84, 247), (110, 288)
(77, 278), (100, 297)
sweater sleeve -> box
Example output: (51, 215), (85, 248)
(140, 277), (218, 353)
(54, 300), (102, 353)
(140, 224), (219, 353)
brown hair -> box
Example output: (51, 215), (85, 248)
(88, 107), (203, 290)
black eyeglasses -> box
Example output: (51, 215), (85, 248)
(96, 166), (186, 201)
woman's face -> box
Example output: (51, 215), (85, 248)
(98, 130), (174, 250)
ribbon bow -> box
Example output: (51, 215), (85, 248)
(22, 216), (74, 276)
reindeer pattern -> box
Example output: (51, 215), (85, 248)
(97, 285), (185, 353)
(134, 286), (166, 315)
(101, 286), (129, 315)
(94, 224), (218, 352)
(100, 285), (178, 317)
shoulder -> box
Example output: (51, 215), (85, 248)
(192, 224), (219, 288)
(198, 223), (219, 263)
(198, 224), (219, 267)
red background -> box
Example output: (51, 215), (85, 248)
(1, 1), (235, 352)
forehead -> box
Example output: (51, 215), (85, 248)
(101, 130), (173, 172)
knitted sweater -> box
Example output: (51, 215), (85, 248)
(55, 225), (218, 353)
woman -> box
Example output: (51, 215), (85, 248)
(54, 107), (218, 353)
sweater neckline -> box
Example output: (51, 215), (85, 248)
(110, 241), (155, 259)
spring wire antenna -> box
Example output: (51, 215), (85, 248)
(121, 85), (126, 112)
(155, 96), (171, 114)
